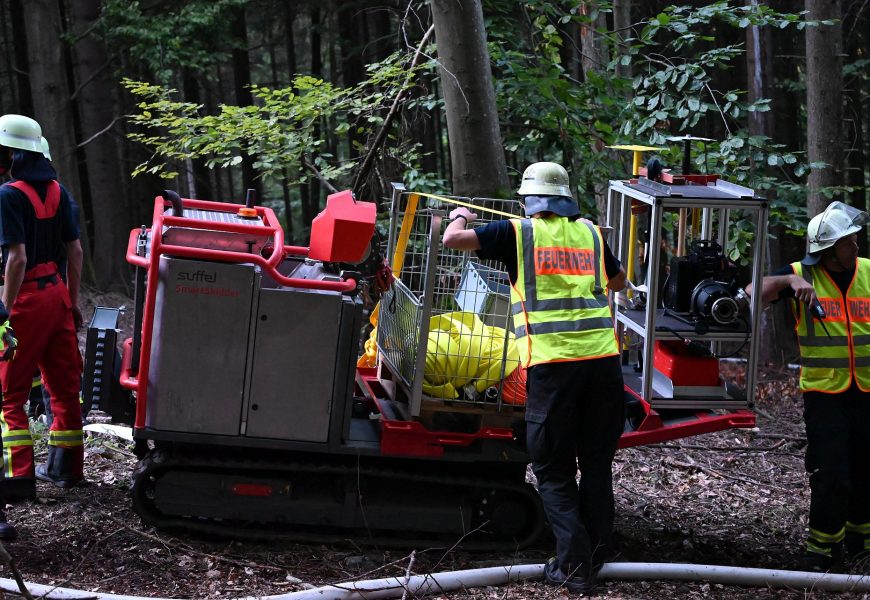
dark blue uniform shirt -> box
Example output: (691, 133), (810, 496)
(0, 150), (79, 272)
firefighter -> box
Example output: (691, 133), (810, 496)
(443, 162), (626, 595)
(746, 200), (870, 571)
(0, 114), (85, 513)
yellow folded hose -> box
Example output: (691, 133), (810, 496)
(422, 311), (519, 399)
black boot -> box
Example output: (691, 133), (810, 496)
(543, 557), (596, 596)
(802, 546), (845, 573)
(35, 446), (83, 489)
(0, 503), (17, 541)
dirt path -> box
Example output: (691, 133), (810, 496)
(2, 301), (867, 598)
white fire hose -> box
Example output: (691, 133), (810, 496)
(3, 562), (870, 600)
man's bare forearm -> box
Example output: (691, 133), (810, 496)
(1, 246), (27, 308)
(745, 273), (815, 306)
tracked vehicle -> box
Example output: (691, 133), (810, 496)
(86, 166), (765, 546)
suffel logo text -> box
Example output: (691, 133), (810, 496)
(177, 270), (217, 283)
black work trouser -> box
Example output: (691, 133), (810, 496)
(804, 387), (870, 554)
(525, 355), (625, 578)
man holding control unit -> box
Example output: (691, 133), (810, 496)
(745, 200), (870, 571)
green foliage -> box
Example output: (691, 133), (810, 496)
(124, 49), (429, 191)
(609, 1), (843, 254)
(100, 0), (249, 83)
(126, 77), (349, 182)
(484, 1), (629, 214)
(123, 0), (835, 248)
(480, 0), (833, 248)
(619, 2), (806, 145)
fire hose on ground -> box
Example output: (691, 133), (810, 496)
(2, 562), (870, 599)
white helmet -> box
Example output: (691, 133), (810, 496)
(803, 201), (869, 265)
(40, 137), (52, 161)
(0, 114), (43, 153)
(517, 162), (573, 198)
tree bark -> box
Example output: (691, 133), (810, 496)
(8, 0), (34, 114)
(22, 1), (80, 194)
(181, 71), (213, 199)
(23, 1), (86, 257)
(613, 0), (633, 80)
(844, 15), (867, 255)
(231, 6), (260, 200)
(746, 2), (797, 364)
(580, 1), (610, 217)
(430, 0), (509, 198)
(306, 4), (323, 223)
(805, 0), (843, 216)
(336, 0), (365, 158)
(69, 0), (132, 291)
(580, 2), (608, 78)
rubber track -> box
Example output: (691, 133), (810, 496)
(131, 447), (545, 550)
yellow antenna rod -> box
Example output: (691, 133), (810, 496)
(607, 144), (661, 177)
(606, 145), (662, 300)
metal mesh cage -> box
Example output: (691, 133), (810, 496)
(377, 186), (524, 416)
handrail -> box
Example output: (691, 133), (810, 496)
(125, 229), (149, 268)
(126, 196), (359, 429)
(124, 197), (357, 292)
(118, 338), (138, 391)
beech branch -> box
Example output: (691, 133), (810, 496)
(351, 24), (435, 197)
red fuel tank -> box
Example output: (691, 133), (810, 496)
(308, 190), (377, 263)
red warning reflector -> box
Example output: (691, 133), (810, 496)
(232, 483), (273, 497)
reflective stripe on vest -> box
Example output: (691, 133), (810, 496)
(510, 217), (618, 367)
(6, 180), (61, 219)
(792, 258), (870, 392)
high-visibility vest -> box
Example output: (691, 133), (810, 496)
(792, 258), (870, 393)
(510, 216), (618, 367)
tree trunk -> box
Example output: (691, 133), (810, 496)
(579, 2), (608, 78)
(430, 0), (509, 198)
(22, 1), (78, 193)
(746, 2), (797, 365)
(69, 0), (132, 292)
(580, 1), (609, 217)
(613, 0), (633, 80)
(8, 0), (34, 114)
(805, 0), (843, 216)
(231, 6), (260, 200)
(181, 71), (213, 199)
(365, 4), (394, 63)
(846, 28), (867, 254)
(23, 1), (86, 254)
(336, 0), (364, 159)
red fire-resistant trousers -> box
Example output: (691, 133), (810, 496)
(0, 277), (83, 484)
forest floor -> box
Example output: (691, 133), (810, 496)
(1, 289), (868, 599)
